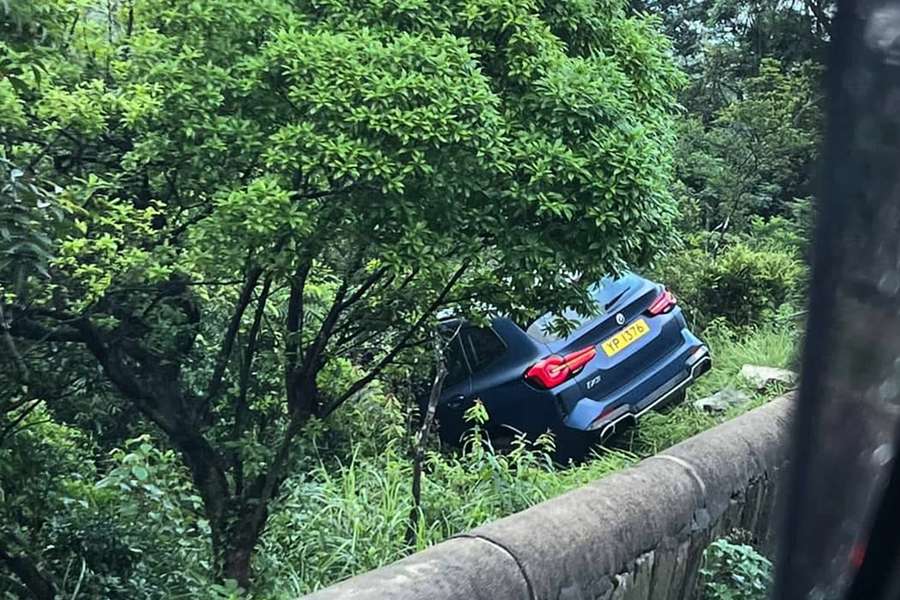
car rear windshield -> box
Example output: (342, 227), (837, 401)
(526, 307), (597, 343)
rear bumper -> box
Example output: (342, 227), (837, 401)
(562, 340), (711, 434)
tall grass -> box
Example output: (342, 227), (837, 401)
(256, 433), (637, 597)
(254, 322), (798, 597)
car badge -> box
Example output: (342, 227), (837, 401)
(615, 313), (625, 325)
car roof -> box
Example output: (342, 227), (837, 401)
(437, 273), (644, 333)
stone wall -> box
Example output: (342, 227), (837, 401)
(303, 394), (794, 600)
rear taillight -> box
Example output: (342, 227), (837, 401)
(525, 346), (597, 390)
(647, 288), (677, 316)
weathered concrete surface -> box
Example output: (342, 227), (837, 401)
(303, 394), (794, 600)
(300, 537), (531, 600)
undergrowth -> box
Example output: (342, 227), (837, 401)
(254, 322), (798, 597)
(700, 535), (773, 600)
(624, 320), (797, 454)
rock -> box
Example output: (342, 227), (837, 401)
(740, 365), (798, 390)
(693, 388), (752, 413)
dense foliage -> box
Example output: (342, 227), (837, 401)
(655, 233), (804, 329)
(1, 0), (827, 597)
(1, 0), (685, 596)
(646, 0), (826, 329)
(3, 323), (798, 599)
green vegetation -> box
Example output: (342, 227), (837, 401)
(655, 238), (804, 330)
(701, 535), (773, 600)
(629, 322), (798, 454)
(1, 322), (799, 598)
(1, 0), (826, 597)
(1, 0), (683, 593)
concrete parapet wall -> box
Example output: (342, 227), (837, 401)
(304, 395), (794, 600)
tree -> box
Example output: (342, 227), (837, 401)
(676, 58), (821, 238)
(626, 0), (828, 245)
(633, 0), (832, 119)
(1, 0), (683, 589)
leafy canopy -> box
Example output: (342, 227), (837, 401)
(2, 0), (683, 592)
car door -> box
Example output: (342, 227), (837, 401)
(440, 325), (506, 429)
(433, 334), (473, 444)
(460, 324), (522, 431)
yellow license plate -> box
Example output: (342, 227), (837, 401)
(601, 318), (650, 357)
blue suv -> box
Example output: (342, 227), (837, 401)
(434, 273), (711, 460)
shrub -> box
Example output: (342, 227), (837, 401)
(0, 418), (212, 599)
(655, 241), (803, 329)
(700, 536), (772, 600)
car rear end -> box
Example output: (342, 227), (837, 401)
(524, 274), (710, 440)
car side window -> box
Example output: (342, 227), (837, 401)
(444, 336), (470, 387)
(462, 327), (506, 374)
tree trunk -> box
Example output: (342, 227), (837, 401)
(0, 548), (56, 600)
(222, 543), (255, 590)
(406, 338), (448, 547)
(213, 495), (274, 589)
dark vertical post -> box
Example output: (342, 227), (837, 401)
(774, 1), (900, 598)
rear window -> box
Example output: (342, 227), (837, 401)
(526, 307), (597, 343)
(461, 327), (506, 373)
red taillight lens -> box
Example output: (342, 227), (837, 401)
(647, 288), (677, 316)
(525, 346), (598, 390)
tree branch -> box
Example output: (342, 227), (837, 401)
(332, 325), (392, 357)
(321, 261), (469, 418)
(338, 266), (389, 311)
(294, 274), (353, 394)
(233, 274), (273, 495)
(126, 0), (134, 37)
(0, 400), (42, 447)
(7, 316), (84, 344)
(8, 309), (234, 570)
(330, 268), (418, 343)
(204, 266), (263, 409)
(406, 334), (447, 546)
(234, 407), (308, 556)
(284, 260), (311, 374)
(0, 304), (29, 379)
(72, 319), (156, 406)
(805, 0), (832, 35)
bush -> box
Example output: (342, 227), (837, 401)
(655, 241), (803, 329)
(0, 416), (212, 600)
(700, 536), (772, 600)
